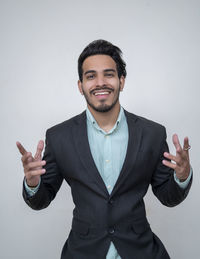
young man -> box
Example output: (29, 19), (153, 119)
(17, 40), (192, 259)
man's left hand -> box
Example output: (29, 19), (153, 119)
(162, 134), (191, 181)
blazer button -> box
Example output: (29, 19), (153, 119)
(108, 228), (115, 234)
(108, 199), (114, 204)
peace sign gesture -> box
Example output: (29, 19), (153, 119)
(162, 134), (191, 181)
(16, 140), (46, 187)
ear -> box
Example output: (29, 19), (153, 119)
(78, 80), (83, 95)
(119, 76), (125, 91)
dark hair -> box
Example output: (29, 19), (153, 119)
(78, 39), (127, 82)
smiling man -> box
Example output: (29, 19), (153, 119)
(17, 40), (192, 259)
(78, 54), (124, 114)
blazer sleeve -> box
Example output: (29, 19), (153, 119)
(151, 128), (192, 207)
(22, 129), (63, 210)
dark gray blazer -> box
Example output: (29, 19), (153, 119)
(23, 110), (192, 259)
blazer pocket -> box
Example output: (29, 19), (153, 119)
(72, 218), (89, 236)
(131, 219), (150, 234)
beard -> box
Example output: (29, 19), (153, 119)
(81, 85), (120, 113)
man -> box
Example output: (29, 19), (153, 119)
(17, 40), (192, 259)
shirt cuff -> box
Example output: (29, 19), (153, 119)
(24, 178), (41, 197)
(174, 167), (193, 189)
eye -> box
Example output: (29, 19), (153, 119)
(86, 74), (95, 80)
(105, 73), (114, 78)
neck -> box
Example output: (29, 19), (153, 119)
(88, 102), (121, 132)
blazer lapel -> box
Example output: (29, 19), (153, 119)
(111, 111), (143, 197)
(72, 111), (109, 197)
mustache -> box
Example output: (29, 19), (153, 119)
(90, 86), (114, 95)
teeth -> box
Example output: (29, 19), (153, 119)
(94, 92), (109, 96)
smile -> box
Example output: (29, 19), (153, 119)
(94, 91), (110, 96)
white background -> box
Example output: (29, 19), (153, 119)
(0, 0), (199, 258)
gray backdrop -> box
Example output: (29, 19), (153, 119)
(0, 0), (199, 258)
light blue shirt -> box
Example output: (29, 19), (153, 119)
(86, 106), (128, 259)
(25, 107), (192, 258)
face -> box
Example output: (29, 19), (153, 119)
(78, 55), (125, 113)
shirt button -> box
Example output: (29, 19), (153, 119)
(105, 160), (110, 163)
(108, 228), (115, 234)
(107, 185), (112, 189)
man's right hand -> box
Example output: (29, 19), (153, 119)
(16, 140), (46, 187)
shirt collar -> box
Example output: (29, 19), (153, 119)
(86, 106), (125, 134)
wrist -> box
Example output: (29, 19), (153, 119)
(176, 174), (189, 182)
(179, 178), (188, 182)
(176, 168), (190, 182)
(27, 184), (38, 189)
(26, 179), (40, 189)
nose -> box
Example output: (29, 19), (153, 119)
(96, 74), (106, 87)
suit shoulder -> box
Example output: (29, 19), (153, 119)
(125, 110), (166, 132)
(46, 111), (86, 136)
(138, 115), (165, 130)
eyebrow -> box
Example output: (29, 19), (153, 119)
(104, 69), (116, 73)
(84, 69), (116, 75)
(84, 70), (96, 75)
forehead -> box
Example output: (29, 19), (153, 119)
(82, 55), (117, 72)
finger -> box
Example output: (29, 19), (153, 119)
(25, 160), (46, 171)
(172, 134), (182, 153)
(16, 141), (27, 156)
(34, 140), (44, 160)
(163, 152), (179, 164)
(162, 159), (176, 170)
(26, 168), (46, 178)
